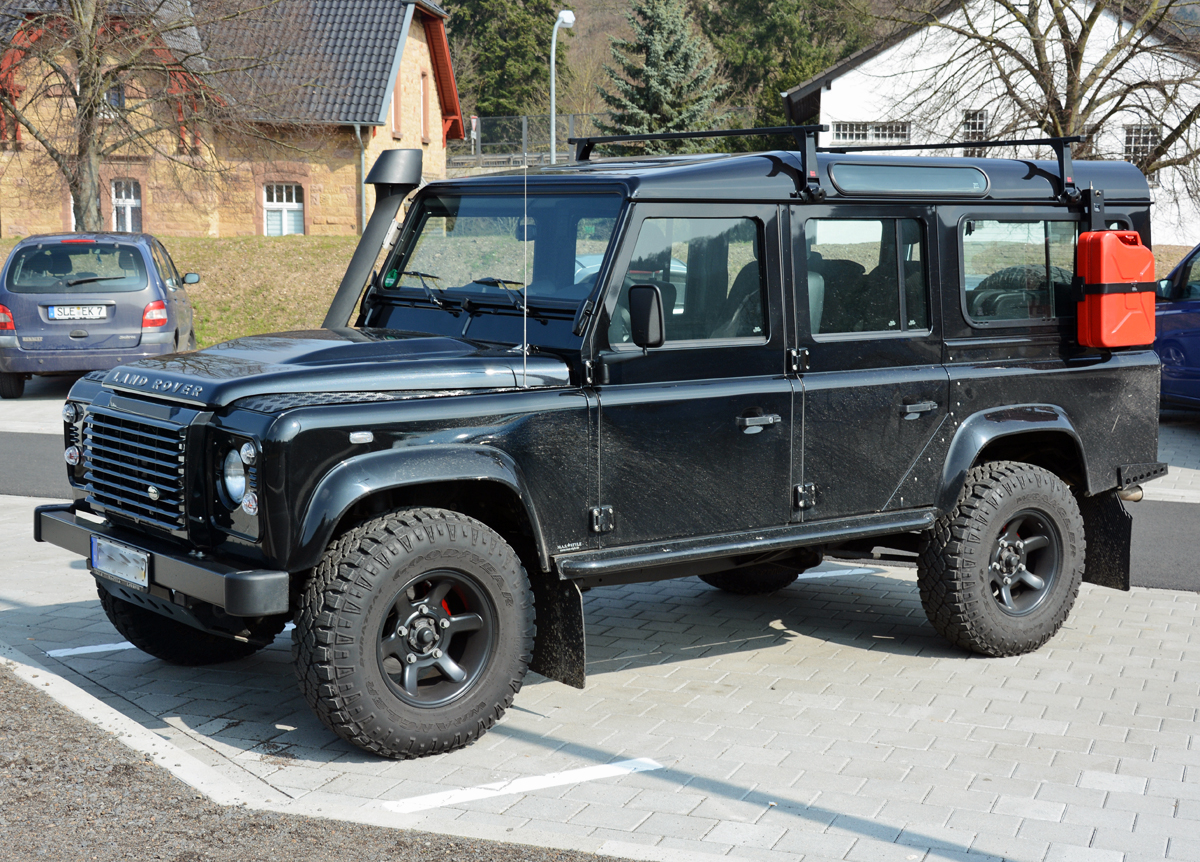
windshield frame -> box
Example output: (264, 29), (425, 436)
(372, 187), (629, 318)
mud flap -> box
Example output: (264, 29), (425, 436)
(1077, 490), (1132, 591)
(529, 576), (586, 688)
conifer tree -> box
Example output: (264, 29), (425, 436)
(444, 0), (562, 117)
(596, 0), (727, 154)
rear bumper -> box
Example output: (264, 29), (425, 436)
(0, 340), (175, 375)
(34, 504), (289, 617)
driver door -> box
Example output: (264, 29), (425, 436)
(592, 203), (794, 548)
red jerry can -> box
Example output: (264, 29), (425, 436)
(1076, 230), (1156, 348)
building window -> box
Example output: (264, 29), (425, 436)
(420, 69), (430, 143)
(962, 110), (988, 157)
(264, 183), (304, 235)
(832, 122), (910, 144)
(112, 180), (142, 232)
(833, 122), (869, 142)
(1124, 124), (1161, 186)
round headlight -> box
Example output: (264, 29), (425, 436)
(239, 441), (257, 465)
(222, 448), (246, 505)
(62, 403), (79, 424)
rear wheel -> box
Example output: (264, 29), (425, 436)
(917, 461), (1084, 656)
(0, 372), (24, 399)
(98, 586), (284, 665)
(293, 508), (534, 758)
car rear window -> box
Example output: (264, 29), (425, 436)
(5, 242), (148, 294)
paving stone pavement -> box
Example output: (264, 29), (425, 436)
(4, 494), (1199, 862)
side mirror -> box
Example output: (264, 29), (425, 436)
(183, 273), (200, 285)
(628, 284), (664, 349)
(1156, 278), (1176, 300)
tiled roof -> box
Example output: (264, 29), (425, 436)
(2, 1), (452, 127)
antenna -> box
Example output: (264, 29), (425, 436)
(522, 148), (528, 387)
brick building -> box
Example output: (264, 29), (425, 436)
(0, 0), (464, 238)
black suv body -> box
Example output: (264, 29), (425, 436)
(36, 136), (1166, 758)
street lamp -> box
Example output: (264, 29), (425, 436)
(549, 9), (575, 165)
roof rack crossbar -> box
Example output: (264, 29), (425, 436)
(825, 135), (1085, 202)
(568, 125), (828, 163)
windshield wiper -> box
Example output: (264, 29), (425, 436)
(66, 276), (128, 286)
(400, 270), (456, 311)
(471, 277), (538, 315)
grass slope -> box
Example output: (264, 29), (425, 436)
(0, 236), (1194, 348)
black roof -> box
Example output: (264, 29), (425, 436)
(431, 150), (1152, 204)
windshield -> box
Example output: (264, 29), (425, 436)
(5, 242), (149, 294)
(381, 192), (622, 304)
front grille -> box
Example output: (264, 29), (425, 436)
(83, 407), (187, 533)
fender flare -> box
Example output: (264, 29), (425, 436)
(937, 404), (1089, 512)
(287, 444), (549, 572)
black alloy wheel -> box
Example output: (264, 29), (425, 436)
(377, 570), (497, 708)
(987, 509), (1061, 616)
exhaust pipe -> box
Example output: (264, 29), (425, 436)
(324, 149), (424, 329)
(1117, 485), (1143, 503)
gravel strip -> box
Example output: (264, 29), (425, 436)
(0, 664), (631, 862)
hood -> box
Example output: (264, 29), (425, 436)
(100, 329), (572, 408)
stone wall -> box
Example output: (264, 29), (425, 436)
(0, 17), (452, 239)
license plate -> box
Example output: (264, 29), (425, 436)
(91, 536), (149, 589)
(50, 305), (107, 320)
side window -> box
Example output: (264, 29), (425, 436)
(806, 218), (928, 335)
(1180, 256), (1200, 300)
(609, 217), (765, 347)
(962, 220), (1076, 322)
(150, 243), (176, 288)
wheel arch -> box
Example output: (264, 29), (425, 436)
(288, 445), (550, 575)
(938, 405), (1089, 512)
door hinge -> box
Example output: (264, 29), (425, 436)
(789, 348), (810, 373)
(583, 360), (595, 385)
(794, 483), (817, 510)
(590, 506), (615, 533)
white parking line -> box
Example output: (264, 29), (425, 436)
(45, 641), (136, 658)
(381, 758), (664, 814)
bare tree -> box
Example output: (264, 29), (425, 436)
(882, 0), (1200, 174)
(0, 0), (312, 231)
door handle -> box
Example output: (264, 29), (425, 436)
(737, 413), (781, 433)
(903, 400), (938, 419)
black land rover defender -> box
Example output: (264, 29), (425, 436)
(36, 128), (1166, 758)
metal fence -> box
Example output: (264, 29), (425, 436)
(448, 113), (609, 168)
(448, 109), (757, 168)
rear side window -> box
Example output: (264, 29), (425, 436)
(962, 220), (1076, 322)
(5, 243), (148, 294)
(806, 218), (928, 335)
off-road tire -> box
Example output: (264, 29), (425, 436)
(293, 508), (534, 759)
(0, 372), (24, 399)
(98, 587), (283, 665)
(700, 549), (822, 595)
(917, 461), (1084, 656)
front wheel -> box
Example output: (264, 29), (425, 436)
(293, 508), (534, 758)
(917, 461), (1084, 656)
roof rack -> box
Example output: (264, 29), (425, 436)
(568, 125), (829, 201)
(823, 136), (1087, 203)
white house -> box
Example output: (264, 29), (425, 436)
(782, 1), (1200, 247)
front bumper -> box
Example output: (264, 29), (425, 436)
(34, 504), (289, 617)
(0, 338), (175, 375)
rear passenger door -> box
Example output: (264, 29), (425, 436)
(792, 207), (949, 520)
